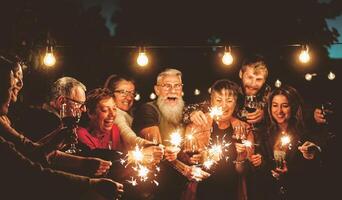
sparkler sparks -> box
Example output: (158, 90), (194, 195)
(209, 106), (223, 120)
(169, 130), (183, 147)
(123, 145), (160, 186)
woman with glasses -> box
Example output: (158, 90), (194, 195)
(104, 74), (159, 149)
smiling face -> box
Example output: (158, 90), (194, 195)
(113, 80), (135, 112)
(11, 63), (23, 103)
(271, 94), (291, 127)
(240, 67), (267, 96)
(210, 89), (237, 122)
(154, 74), (183, 107)
(89, 97), (117, 133)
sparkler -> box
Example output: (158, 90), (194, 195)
(209, 106), (223, 120)
(169, 130), (183, 147)
(280, 132), (292, 150)
(203, 135), (231, 170)
(123, 145), (160, 186)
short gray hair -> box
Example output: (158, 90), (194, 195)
(49, 77), (86, 101)
(156, 68), (182, 85)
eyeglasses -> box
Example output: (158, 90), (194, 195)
(157, 83), (183, 91)
(64, 97), (86, 109)
(114, 90), (136, 97)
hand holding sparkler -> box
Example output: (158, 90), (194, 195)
(190, 110), (209, 127)
(298, 141), (320, 160)
(271, 160), (288, 180)
(185, 165), (211, 182)
(209, 106), (223, 121)
(165, 130), (182, 161)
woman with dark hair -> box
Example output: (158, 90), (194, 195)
(264, 85), (320, 199)
(183, 79), (255, 200)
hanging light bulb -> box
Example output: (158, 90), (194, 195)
(275, 79), (282, 88)
(134, 93), (141, 101)
(150, 92), (156, 100)
(194, 89), (201, 96)
(222, 46), (234, 65)
(137, 47), (149, 67)
(299, 45), (310, 63)
(305, 73), (317, 81)
(327, 71), (335, 80)
(43, 45), (56, 67)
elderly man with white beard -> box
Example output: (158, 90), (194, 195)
(133, 68), (208, 200)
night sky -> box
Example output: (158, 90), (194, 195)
(83, 0), (342, 58)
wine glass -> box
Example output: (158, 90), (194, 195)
(321, 101), (334, 124)
(183, 134), (200, 165)
(245, 95), (258, 113)
(233, 125), (248, 163)
(60, 103), (81, 154)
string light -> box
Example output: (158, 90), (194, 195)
(299, 45), (310, 63)
(137, 47), (149, 67)
(222, 46), (234, 65)
(43, 45), (56, 67)
(134, 93), (141, 101)
(149, 92), (156, 100)
(305, 73), (317, 81)
(275, 79), (282, 88)
(327, 71), (336, 80)
(194, 89), (201, 96)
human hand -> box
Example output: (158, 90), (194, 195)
(188, 153), (202, 165)
(185, 166), (211, 181)
(190, 110), (209, 126)
(250, 154), (262, 167)
(298, 141), (319, 160)
(84, 157), (112, 177)
(246, 108), (264, 124)
(314, 108), (326, 124)
(142, 145), (164, 164)
(90, 178), (124, 199)
(271, 161), (288, 180)
(164, 146), (180, 161)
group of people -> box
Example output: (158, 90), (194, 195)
(0, 53), (336, 200)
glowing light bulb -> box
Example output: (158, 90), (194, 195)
(43, 52), (56, 67)
(149, 92), (156, 100)
(137, 52), (148, 67)
(328, 71), (335, 80)
(305, 73), (312, 81)
(305, 73), (316, 81)
(222, 51), (234, 65)
(134, 93), (141, 101)
(194, 89), (200, 96)
(275, 79), (282, 88)
(299, 46), (310, 63)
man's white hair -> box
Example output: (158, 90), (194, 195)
(156, 68), (182, 85)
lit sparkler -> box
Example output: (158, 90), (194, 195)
(123, 145), (160, 186)
(209, 106), (223, 120)
(169, 130), (183, 147)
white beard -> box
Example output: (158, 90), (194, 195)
(157, 97), (184, 125)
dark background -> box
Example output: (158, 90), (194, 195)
(0, 0), (341, 108)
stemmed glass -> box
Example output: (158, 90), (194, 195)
(242, 95), (260, 131)
(60, 103), (81, 154)
(183, 134), (200, 165)
(233, 125), (249, 163)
